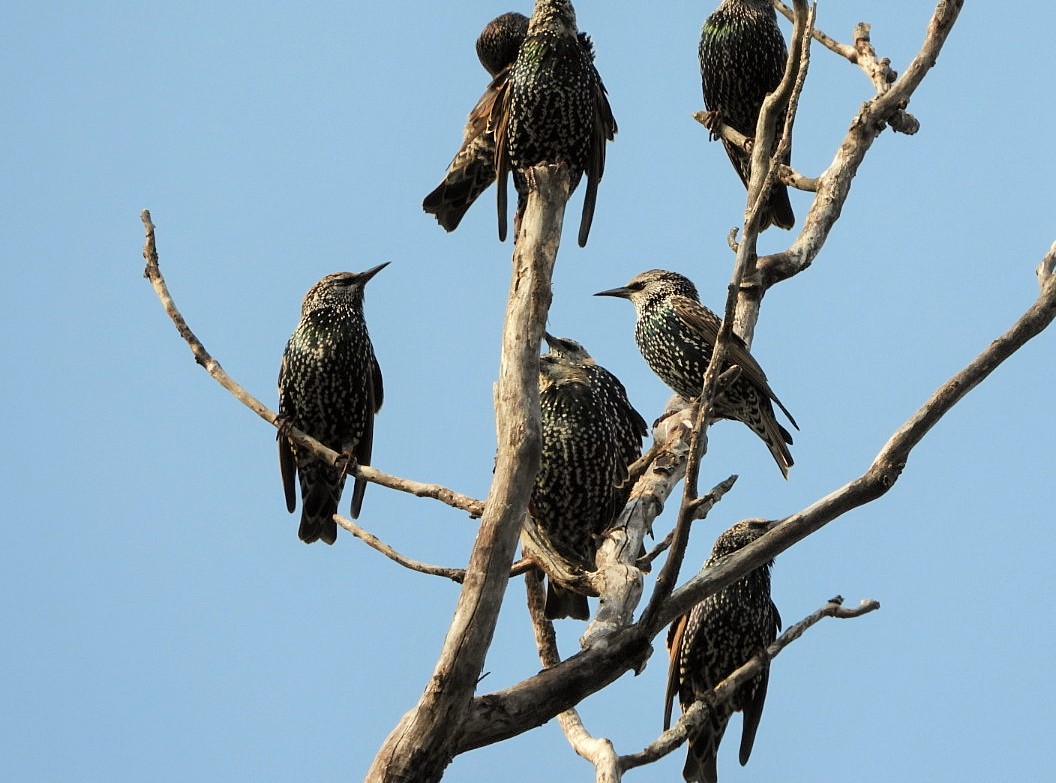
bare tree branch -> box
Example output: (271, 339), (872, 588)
(367, 163), (569, 783)
(334, 514), (468, 583)
(525, 571), (622, 783)
(637, 474), (737, 633)
(620, 596), (881, 772)
(579, 400), (692, 646)
(692, 112), (816, 191)
(774, 1), (857, 61)
(756, 1), (964, 289)
(332, 513), (535, 584)
(734, 0), (813, 342)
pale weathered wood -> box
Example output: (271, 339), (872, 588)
(365, 164), (571, 783)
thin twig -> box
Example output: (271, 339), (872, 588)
(774, 1), (857, 61)
(334, 514), (467, 583)
(526, 570), (622, 783)
(140, 210), (486, 519)
(622, 596), (880, 771)
(637, 474), (737, 632)
(692, 112), (816, 192)
(332, 513), (535, 583)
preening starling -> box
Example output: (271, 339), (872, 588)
(492, 0), (616, 247)
(595, 269), (797, 478)
(528, 337), (646, 619)
(476, 11), (530, 77)
(423, 13), (529, 232)
(277, 265), (386, 544)
(699, 0), (794, 230)
(663, 518), (781, 783)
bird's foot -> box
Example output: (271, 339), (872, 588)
(335, 451), (359, 481)
(651, 408), (681, 429)
(699, 110), (723, 141)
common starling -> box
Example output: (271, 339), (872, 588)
(663, 518), (781, 783)
(277, 265), (386, 544)
(492, 0), (616, 247)
(423, 13), (529, 232)
(699, 0), (794, 230)
(595, 269), (797, 478)
(528, 339), (645, 619)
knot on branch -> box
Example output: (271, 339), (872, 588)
(868, 457), (906, 489)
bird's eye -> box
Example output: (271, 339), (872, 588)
(629, 281), (645, 291)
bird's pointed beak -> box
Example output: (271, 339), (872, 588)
(358, 261), (390, 284)
(543, 331), (559, 349)
(594, 285), (631, 299)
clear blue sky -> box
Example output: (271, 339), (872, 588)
(4, 2), (1054, 781)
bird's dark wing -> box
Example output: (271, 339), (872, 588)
(462, 71), (504, 146)
(670, 295), (798, 430)
(278, 435), (297, 513)
(491, 70), (514, 242)
(370, 351), (384, 414)
(277, 356), (298, 513)
(738, 667), (769, 766)
(739, 600), (782, 765)
(578, 66), (617, 248)
(350, 353), (382, 519)
(663, 612), (689, 730)
(422, 72), (507, 232)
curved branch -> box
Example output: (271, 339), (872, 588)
(335, 514), (468, 583)
(367, 163), (568, 783)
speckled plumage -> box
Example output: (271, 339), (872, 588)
(664, 519), (781, 783)
(700, 0), (794, 230)
(277, 265), (386, 544)
(595, 269), (797, 478)
(529, 339), (645, 619)
(492, 0), (616, 247)
(423, 13), (529, 233)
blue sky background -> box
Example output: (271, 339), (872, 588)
(4, 2), (1055, 781)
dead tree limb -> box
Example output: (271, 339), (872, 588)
(366, 163), (570, 783)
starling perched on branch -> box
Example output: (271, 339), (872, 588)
(277, 265), (386, 544)
(492, 0), (616, 247)
(528, 338), (645, 619)
(699, 0), (794, 230)
(423, 13), (529, 233)
(664, 518), (781, 783)
(595, 269), (797, 478)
